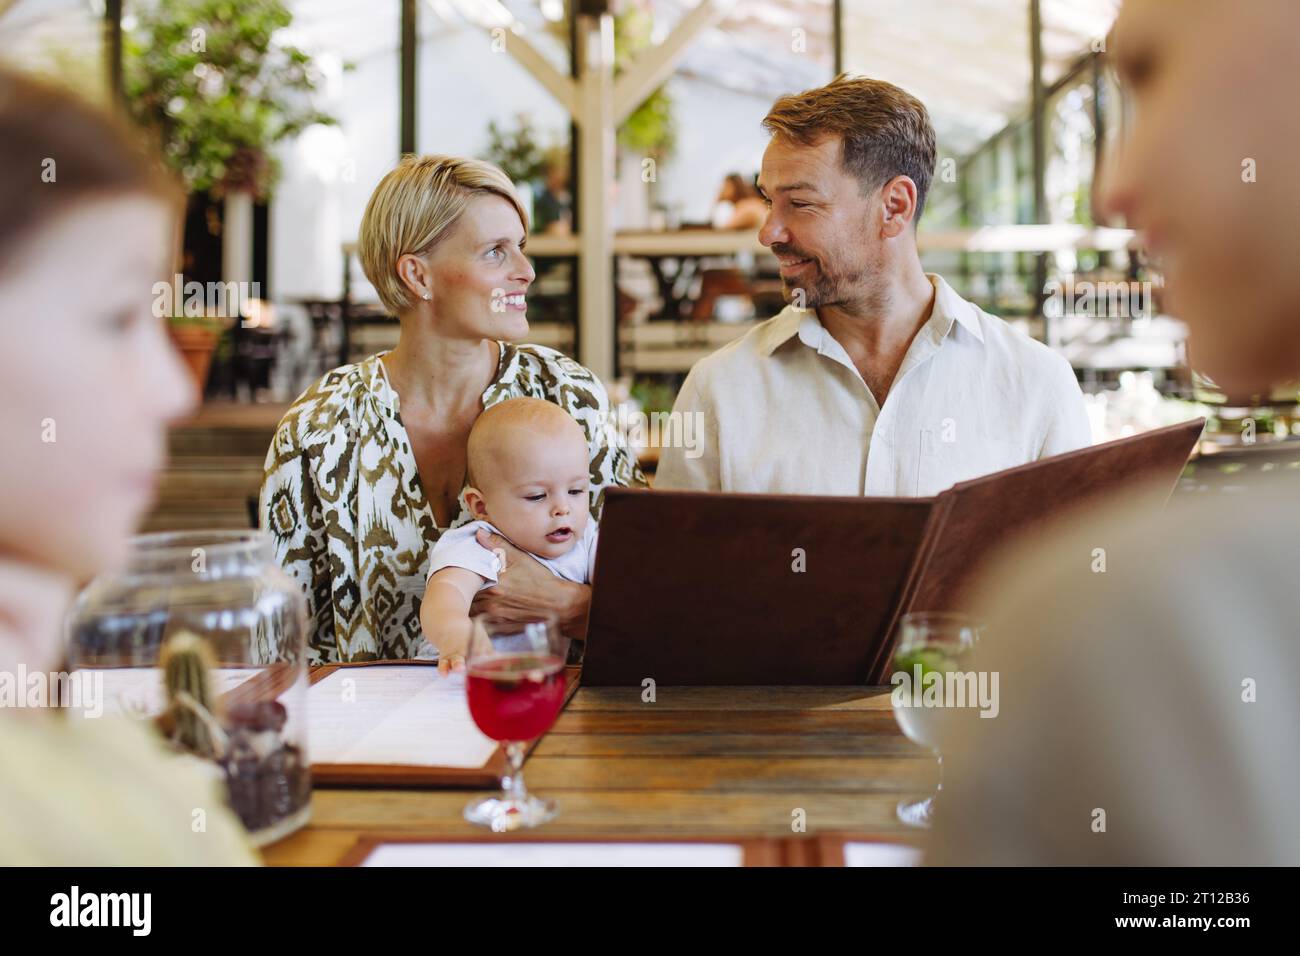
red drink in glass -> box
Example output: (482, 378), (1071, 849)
(466, 653), (566, 742)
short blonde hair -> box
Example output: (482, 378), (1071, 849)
(358, 154), (529, 316)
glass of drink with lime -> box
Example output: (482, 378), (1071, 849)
(890, 612), (984, 827)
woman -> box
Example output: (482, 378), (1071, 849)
(711, 173), (767, 231)
(0, 71), (255, 864)
(261, 155), (644, 664)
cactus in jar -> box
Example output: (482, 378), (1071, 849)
(160, 629), (223, 759)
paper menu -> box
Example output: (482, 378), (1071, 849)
(306, 666), (499, 769)
(360, 842), (746, 867)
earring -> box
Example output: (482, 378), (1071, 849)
(422, 292), (431, 300)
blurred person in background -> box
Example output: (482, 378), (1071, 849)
(929, 0), (1300, 865)
(711, 172), (767, 231)
(534, 148), (573, 237)
(0, 71), (256, 864)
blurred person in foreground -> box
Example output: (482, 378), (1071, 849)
(0, 72), (256, 864)
(929, 0), (1300, 865)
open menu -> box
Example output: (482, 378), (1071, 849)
(586, 417), (1206, 687)
(306, 660), (582, 788)
(341, 833), (920, 867)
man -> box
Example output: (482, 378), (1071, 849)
(656, 75), (1090, 496)
(929, 0), (1300, 865)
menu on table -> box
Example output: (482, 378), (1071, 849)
(306, 665), (498, 769)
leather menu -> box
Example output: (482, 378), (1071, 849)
(586, 418), (1205, 687)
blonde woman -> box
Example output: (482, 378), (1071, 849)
(260, 155), (644, 663)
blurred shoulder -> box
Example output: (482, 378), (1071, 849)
(0, 716), (257, 865)
(935, 471), (1300, 865)
(974, 471), (1300, 665)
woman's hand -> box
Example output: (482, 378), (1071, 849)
(470, 529), (591, 638)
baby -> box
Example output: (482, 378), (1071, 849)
(418, 397), (596, 674)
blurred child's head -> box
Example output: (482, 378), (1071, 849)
(464, 398), (590, 559)
(1098, 0), (1300, 396)
(0, 71), (194, 590)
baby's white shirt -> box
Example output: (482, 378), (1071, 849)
(425, 518), (599, 589)
(416, 519), (597, 661)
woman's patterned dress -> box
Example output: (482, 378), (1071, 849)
(259, 343), (645, 663)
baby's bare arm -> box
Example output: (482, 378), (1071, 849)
(421, 566), (487, 674)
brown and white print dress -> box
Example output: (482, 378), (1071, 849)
(259, 343), (645, 664)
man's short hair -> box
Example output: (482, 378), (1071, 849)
(762, 73), (938, 221)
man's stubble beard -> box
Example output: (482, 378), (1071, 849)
(782, 258), (874, 311)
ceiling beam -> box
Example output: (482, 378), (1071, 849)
(502, 26), (578, 119)
(612, 0), (736, 126)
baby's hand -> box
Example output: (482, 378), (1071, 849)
(435, 617), (475, 676)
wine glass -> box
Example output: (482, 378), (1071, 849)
(889, 612), (984, 828)
(463, 614), (570, 832)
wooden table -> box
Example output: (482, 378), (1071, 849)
(262, 684), (934, 866)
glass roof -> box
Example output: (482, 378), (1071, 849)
(1, 0), (1120, 162)
(844, 0), (1119, 156)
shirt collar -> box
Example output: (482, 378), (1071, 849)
(758, 272), (985, 357)
(931, 272), (985, 343)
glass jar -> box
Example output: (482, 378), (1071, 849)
(65, 530), (311, 847)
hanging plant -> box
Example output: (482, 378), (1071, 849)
(613, 2), (677, 161)
(122, 0), (339, 199)
(536, 1), (678, 161)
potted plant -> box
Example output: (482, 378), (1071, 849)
(122, 0), (338, 294)
(612, 4), (678, 166)
(485, 113), (554, 226)
(166, 312), (230, 394)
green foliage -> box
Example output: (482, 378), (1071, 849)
(484, 113), (551, 185)
(630, 377), (678, 416)
(532, 2), (677, 160)
(620, 86), (676, 158)
(122, 0), (338, 198)
(161, 630), (219, 759)
(613, 4), (676, 159)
